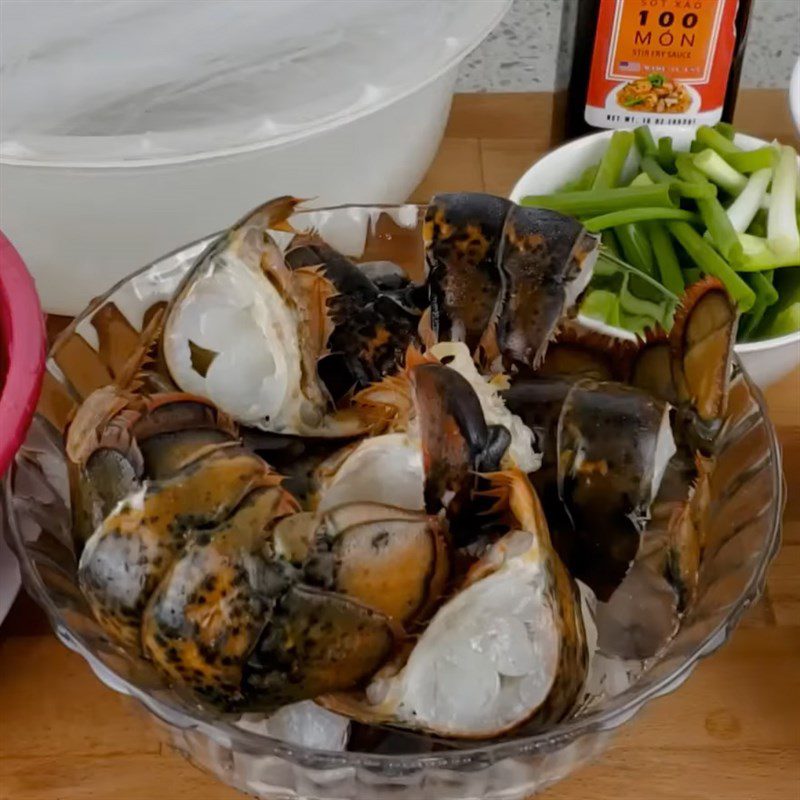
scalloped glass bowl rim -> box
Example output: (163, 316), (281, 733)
(4, 204), (784, 770)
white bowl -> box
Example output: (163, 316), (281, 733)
(510, 129), (800, 389)
(0, 0), (509, 314)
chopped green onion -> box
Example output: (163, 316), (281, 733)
(520, 183), (677, 216)
(740, 297), (769, 341)
(640, 155), (672, 183)
(736, 233), (800, 270)
(713, 122), (736, 141)
(629, 171), (654, 187)
(657, 137), (676, 172)
(634, 126), (658, 157)
(748, 208), (769, 238)
(675, 181), (717, 200)
(740, 271), (778, 341)
(747, 270), (779, 304)
(683, 267), (703, 285)
(601, 228), (622, 258)
(725, 168), (772, 233)
(754, 267), (800, 341)
(756, 301), (800, 339)
(640, 155), (716, 198)
(559, 163), (600, 192)
(647, 221), (685, 296)
(693, 149), (748, 195)
(620, 280), (667, 318)
(592, 130), (634, 189)
(581, 289), (621, 327)
(666, 221), (756, 310)
(696, 125), (741, 156)
(675, 152), (711, 184)
(616, 222), (655, 275)
(724, 147), (777, 174)
(767, 145), (800, 258)
(697, 196), (744, 265)
(584, 208), (700, 231)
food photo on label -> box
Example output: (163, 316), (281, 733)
(0, 2), (797, 800)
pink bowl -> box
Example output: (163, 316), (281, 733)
(0, 232), (46, 477)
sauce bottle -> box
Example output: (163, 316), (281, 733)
(561, 0), (753, 139)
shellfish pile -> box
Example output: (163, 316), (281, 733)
(68, 193), (737, 739)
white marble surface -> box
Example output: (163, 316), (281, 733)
(457, 0), (800, 92)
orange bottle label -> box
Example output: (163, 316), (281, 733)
(585, 0), (739, 129)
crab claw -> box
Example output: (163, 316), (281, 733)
(141, 484), (397, 711)
(284, 232), (422, 402)
(412, 361), (517, 515)
(628, 328), (677, 405)
(670, 277), (738, 424)
(556, 380), (676, 601)
(79, 452), (284, 650)
(323, 471), (587, 738)
(241, 585), (399, 711)
(67, 389), (236, 546)
(495, 206), (600, 369)
(308, 508), (451, 626)
(424, 193), (512, 352)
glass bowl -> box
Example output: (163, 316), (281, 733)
(3, 204), (784, 800)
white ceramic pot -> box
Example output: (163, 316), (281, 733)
(0, 0), (509, 313)
(510, 129), (800, 389)
(0, 71), (456, 314)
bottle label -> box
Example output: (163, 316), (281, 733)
(584, 0), (738, 129)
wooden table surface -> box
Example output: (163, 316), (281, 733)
(1, 90), (798, 800)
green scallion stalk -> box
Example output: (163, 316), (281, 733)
(754, 267), (800, 338)
(674, 181), (718, 200)
(713, 122), (736, 141)
(560, 163), (600, 192)
(675, 152), (710, 184)
(520, 183), (677, 216)
(592, 130), (635, 189)
(584, 208), (700, 231)
(693, 149), (748, 195)
(647, 221), (685, 295)
(640, 155), (672, 183)
(683, 267), (703, 285)
(740, 297), (769, 341)
(656, 136), (676, 172)
(724, 147), (777, 174)
(666, 221), (756, 310)
(748, 208), (769, 238)
(616, 222), (655, 275)
(767, 144), (800, 258)
(581, 289), (621, 328)
(634, 126), (658, 157)
(740, 271), (778, 341)
(640, 155), (716, 198)
(726, 168), (772, 233)
(601, 228), (622, 258)
(697, 196), (745, 265)
(629, 171), (654, 187)
(614, 222), (670, 303)
(735, 233), (800, 270)
(696, 125), (741, 156)
(746, 270), (779, 306)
